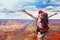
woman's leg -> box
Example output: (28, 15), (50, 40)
(37, 32), (42, 40)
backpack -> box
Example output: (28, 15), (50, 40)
(38, 12), (49, 33)
(41, 13), (48, 28)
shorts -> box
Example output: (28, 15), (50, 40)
(37, 26), (48, 38)
(37, 32), (47, 38)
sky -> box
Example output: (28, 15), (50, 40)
(0, 0), (60, 19)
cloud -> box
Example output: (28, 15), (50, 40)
(19, 0), (36, 2)
(0, 0), (60, 19)
(42, 2), (47, 4)
(0, 0), (36, 14)
(51, 0), (60, 4)
(0, 5), (38, 14)
(46, 6), (54, 9)
(0, 12), (6, 19)
(0, 11), (38, 19)
(0, 6), (3, 9)
(0, 5), (60, 19)
(42, 5), (60, 19)
(24, 6), (38, 11)
(0, 0), (18, 8)
(44, 6), (60, 12)
(0, 10), (60, 19)
(44, 6), (54, 11)
(0, 5), (38, 19)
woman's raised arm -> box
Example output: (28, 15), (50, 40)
(22, 9), (37, 20)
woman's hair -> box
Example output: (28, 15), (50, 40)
(39, 10), (43, 14)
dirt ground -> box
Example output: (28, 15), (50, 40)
(0, 22), (60, 40)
